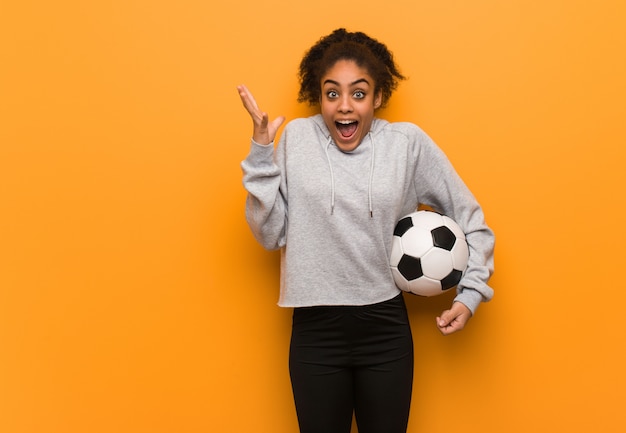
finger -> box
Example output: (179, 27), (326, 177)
(436, 310), (461, 335)
(439, 325), (458, 336)
(259, 112), (269, 130)
(436, 309), (452, 328)
(237, 85), (261, 116)
(270, 115), (286, 132)
(238, 91), (258, 116)
(437, 320), (457, 335)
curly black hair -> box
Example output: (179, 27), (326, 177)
(297, 28), (405, 108)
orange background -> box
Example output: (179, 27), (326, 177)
(1, 1), (625, 432)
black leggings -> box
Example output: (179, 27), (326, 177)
(289, 293), (414, 433)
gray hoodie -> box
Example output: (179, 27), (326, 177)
(241, 114), (494, 313)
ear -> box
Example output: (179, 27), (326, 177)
(374, 90), (383, 109)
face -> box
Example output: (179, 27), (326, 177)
(320, 59), (382, 152)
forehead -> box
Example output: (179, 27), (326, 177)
(321, 59), (374, 86)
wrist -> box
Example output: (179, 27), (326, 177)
(251, 137), (272, 147)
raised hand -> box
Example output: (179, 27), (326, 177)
(237, 84), (285, 145)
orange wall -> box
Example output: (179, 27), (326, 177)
(1, 1), (625, 432)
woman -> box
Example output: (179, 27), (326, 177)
(238, 28), (494, 433)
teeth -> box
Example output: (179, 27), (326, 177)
(337, 120), (356, 124)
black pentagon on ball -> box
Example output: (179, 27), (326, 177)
(393, 216), (414, 237)
(431, 226), (457, 251)
(441, 269), (463, 290)
(397, 254), (423, 280)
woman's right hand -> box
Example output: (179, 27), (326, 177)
(237, 84), (285, 145)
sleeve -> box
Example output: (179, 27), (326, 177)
(413, 130), (495, 314)
(240, 137), (288, 251)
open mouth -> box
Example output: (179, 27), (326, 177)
(335, 120), (358, 139)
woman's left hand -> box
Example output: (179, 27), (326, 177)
(436, 302), (471, 335)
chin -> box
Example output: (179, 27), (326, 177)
(333, 132), (364, 152)
(335, 140), (361, 152)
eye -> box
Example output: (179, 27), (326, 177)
(326, 90), (339, 99)
(353, 90), (365, 99)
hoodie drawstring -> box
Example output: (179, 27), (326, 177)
(323, 133), (375, 218)
(368, 132), (375, 218)
(324, 137), (336, 215)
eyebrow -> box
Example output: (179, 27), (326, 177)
(323, 78), (371, 87)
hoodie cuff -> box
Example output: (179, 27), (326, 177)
(251, 138), (274, 147)
(453, 288), (484, 315)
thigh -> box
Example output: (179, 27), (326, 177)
(289, 307), (354, 433)
(353, 353), (414, 433)
(289, 358), (354, 433)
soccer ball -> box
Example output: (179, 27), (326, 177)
(390, 210), (469, 297)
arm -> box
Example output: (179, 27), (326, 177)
(413, 129), (495, 333)
(238, 85), (288, 250)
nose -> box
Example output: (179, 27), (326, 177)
(338, 95), (353, 113)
